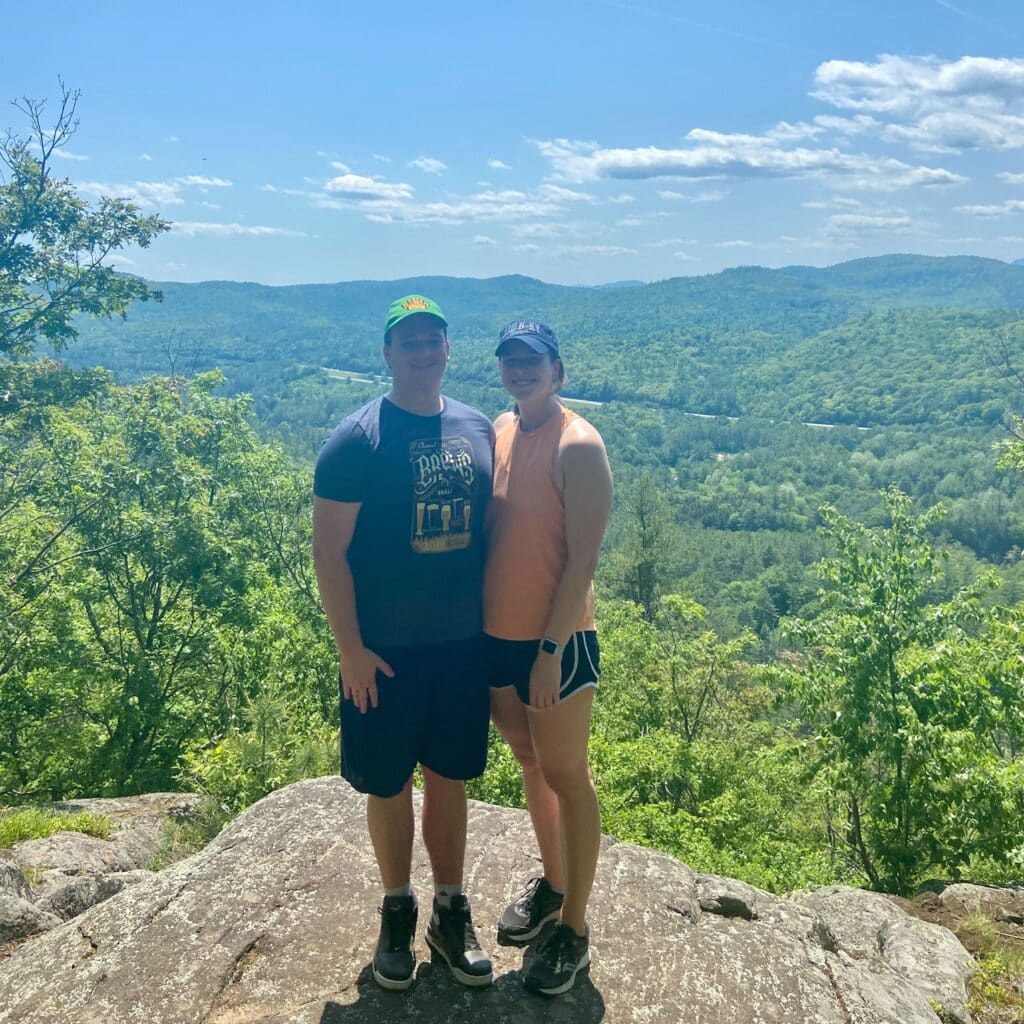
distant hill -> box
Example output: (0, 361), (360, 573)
(65, 254), (1024, 430)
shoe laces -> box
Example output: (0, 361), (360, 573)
(514, 876), (544, 913)
(538, 923), (580, 968)
(380, 899), (414, 950)
(446, 895), (482, 950)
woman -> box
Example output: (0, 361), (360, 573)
(483, 318), (613, 996)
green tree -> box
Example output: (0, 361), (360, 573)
(782, 488), (1023, 895)
(1, 81), (168, 357)
(0, 364), (336, 798)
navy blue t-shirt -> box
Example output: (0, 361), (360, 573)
(314, 395), (494, 649)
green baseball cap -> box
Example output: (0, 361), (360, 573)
(384, 294), (448, 341)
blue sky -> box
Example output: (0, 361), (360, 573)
(5, 0), (1024, 285)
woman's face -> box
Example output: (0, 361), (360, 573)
(498, 339), (560, 402)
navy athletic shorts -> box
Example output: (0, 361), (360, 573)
(485, 630), (600, 705)
(339, 633), (489, 798)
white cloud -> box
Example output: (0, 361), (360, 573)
(556, 244), (637, 256)
(408, 156), (447, 174)
(955, 199), (1024, 217)
(536, 128), (963, 190)
(657, 188), (727, 203)
(716, 239), (755, 247)
(998, 172), (1024, 185)
(674, 251), (699, 261)
(170, 221), (308, 237)
(259, 184), (278, 192)
(608, 193), (635, 204)
(76, 174), (233, 210)
(199, 201), (221, 210)
(52, 148), (88, 161)
(488, 159), (511, 169)
(617, 218), (645, 227)
(78, 180), (185, 208)
(372, 153), (391, 163)
(473, 235), (497, 245)
(511, 221), (585, 239)
(883, 111), (1024, 152)
(107, 254), (135, 267)
(325, 173), (415, 200)
(164, 135), (180, 143)
(768, 121), (824, 141)
(177, 175), (233, 187)
(536, 184), (593, 202)
(814, 55), (1024, 153)
(139, 153), (152, 162)
(826, 213), (917, 233)
(646, 237), (698, 248)
(331, 161), (351, 173)
(813, 114), (879, 136)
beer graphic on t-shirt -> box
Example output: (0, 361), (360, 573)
(409, 436), (475, 553)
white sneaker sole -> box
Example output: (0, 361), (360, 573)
(425, 931), (494, 987)
(372, 963), (415, 991)
(531, 949), (591, 996)
(496, 907), (562, 946)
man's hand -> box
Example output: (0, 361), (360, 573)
(340, 646), (394, 714)
(528, 653), (562, 711)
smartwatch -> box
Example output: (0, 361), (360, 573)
(539, 636), (563, 656)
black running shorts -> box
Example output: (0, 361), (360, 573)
(485, 630), (600, 706)
(339, 633), (489, 798)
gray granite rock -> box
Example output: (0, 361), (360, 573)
(35, 870), (154, 921)
(935, 881), (1024, 926)
(0, 892), (60, 945)
(0, 778), (962, 1024)
(796, 884), (974, 1024)
(0, 863), (31, 902)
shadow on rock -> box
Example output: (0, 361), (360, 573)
(319, 960), (605, 1023)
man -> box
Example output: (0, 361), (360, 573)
(313, 295), (494, 990)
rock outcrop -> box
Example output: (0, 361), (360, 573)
(0, 778), (977, 1023)
(0, 793), (203, 944)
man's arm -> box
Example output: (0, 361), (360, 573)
(529, 421), (613, 710)
(312, 496), (394, 713)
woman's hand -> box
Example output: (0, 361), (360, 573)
(529, 653), (562, 711)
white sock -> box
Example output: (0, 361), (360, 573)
(434, 883), (462, 907)
(384, 884), (412, 899)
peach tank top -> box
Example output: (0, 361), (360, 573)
(484, 405), (596, 641)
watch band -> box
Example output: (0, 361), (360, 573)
(539, 636), (563, 656)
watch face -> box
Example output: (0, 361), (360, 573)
(540, 638), (559, 655)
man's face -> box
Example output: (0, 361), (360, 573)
(385, 314), (450, 390)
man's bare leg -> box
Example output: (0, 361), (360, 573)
(421, 765), (467, 885)
(367, 778), (414, 889)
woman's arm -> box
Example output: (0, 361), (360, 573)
(529, 420), (613, 709)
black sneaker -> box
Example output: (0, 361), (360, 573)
(524, 922), (591, 996)
(372, 893), (417, 991)
(425, 894), (493, 987)
(497, 876), (564, 947)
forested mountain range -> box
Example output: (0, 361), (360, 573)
(60, 253), (1024, 637)
(68, 254), (1024, 427)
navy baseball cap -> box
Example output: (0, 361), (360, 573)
(495, 319), (559, 357)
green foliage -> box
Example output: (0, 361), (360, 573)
(0, 807), (112, 848)
(0, 83), (168, 357)
(147, 796), (232, 870)
(0, 361), (337, 800)
(960, 911), (1024, 1021)
(781, 488), (1024, 895)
